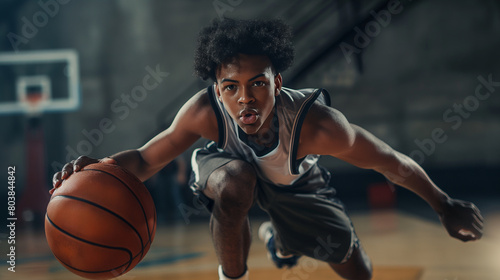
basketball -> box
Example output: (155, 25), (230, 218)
(45, 163), (157, 279)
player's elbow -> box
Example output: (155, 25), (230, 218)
(374, 151), (415, 185)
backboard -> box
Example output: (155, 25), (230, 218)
(0, 49), (80, 115)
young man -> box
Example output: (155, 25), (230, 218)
(52, 19), (484, 280)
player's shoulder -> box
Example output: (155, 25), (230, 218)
(181, 87), (216, 119)
(298, 102), (353, 156)
(305, 102), (345, 128)
(180, 87), (219, 140)
(187, 87), (211, 108)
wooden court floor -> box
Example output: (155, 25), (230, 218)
(1, 210), (499, 280)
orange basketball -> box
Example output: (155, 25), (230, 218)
(45, 163), (156, 279)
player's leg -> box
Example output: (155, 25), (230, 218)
(258, 221), (301, 268)
(255, 165), (371, 279)
(328, 243), (372, 280)
(203, 159), (256, 279)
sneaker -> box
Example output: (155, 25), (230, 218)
(258, 222), (300, 269)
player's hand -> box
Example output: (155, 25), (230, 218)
(438, 198), (484, 242)
(50, 156), (117, 194)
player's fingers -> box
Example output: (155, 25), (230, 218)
(477, 213), (484, 223)
(473, 214), (484, 228)
(62, 162), (74, 179)
(73, 156), (86, 171)
(456, 226), (482, 242)
(73, 155), (97, 172)
(471, 204), (484, 223)
(100, 157), (117, 165)
(52, 172), (63, 189)
(461, 201), (484, 222)
(455, 230), (476, 242)
(471, 223), (483, 239)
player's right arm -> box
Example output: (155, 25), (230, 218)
(51, 88), (218, 192)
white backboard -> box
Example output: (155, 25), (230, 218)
(0, 49), (80, 115)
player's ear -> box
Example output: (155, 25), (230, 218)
(214, 82), (223, 102)
(274, 73), (282, 96)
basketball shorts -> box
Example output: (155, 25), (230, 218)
(190, 143), (359, 264)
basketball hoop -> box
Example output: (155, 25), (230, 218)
(24, 92), (45, 116)
(17, 75), (51, 117)
(0, 49), (80, 115)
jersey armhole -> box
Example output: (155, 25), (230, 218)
(207, 85), (226, 149)
(321, 88), (332, 107)
(289, 88), (330, 174)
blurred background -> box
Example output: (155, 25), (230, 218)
(0, 0), (499, 279)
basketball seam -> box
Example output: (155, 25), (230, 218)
(45, 214), (134, 274)
(54, 194), (145, 254)
(81, 168), (156, 259)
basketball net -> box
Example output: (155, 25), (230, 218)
(23, 92), (45, 117)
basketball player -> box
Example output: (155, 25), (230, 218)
(52, 18), (484, 280)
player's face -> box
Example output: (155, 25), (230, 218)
(215, 54), (282, 135)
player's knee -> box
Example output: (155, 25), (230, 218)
(350, 258), (372, 280)
(354, 267), (372, 280)
(330, 245), (372, 280)
(349, 256), (372, 280)
(209, 160), (256, 213)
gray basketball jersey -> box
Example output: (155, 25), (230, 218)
(207, 85), (331, 186)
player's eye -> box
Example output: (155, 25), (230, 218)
(253, 81), (266, 87)
(224, 84), (236, 91)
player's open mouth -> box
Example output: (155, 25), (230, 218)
(239, 109), (258, 125)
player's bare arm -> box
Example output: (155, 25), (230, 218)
(130, 88), (218, 180)
(299, 102), (484, 242)
(52, 89), (218, 190)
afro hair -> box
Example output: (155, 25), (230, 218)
(194, 18), (295, 81)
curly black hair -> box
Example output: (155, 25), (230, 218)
(194, 18), (295, 81)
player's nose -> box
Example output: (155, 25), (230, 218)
(238, 87), (255, 104)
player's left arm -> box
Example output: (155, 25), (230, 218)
(300, 103), (484, 242)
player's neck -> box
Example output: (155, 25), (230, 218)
(246, 109), (278, 147)
(237, 109), (279, 156)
